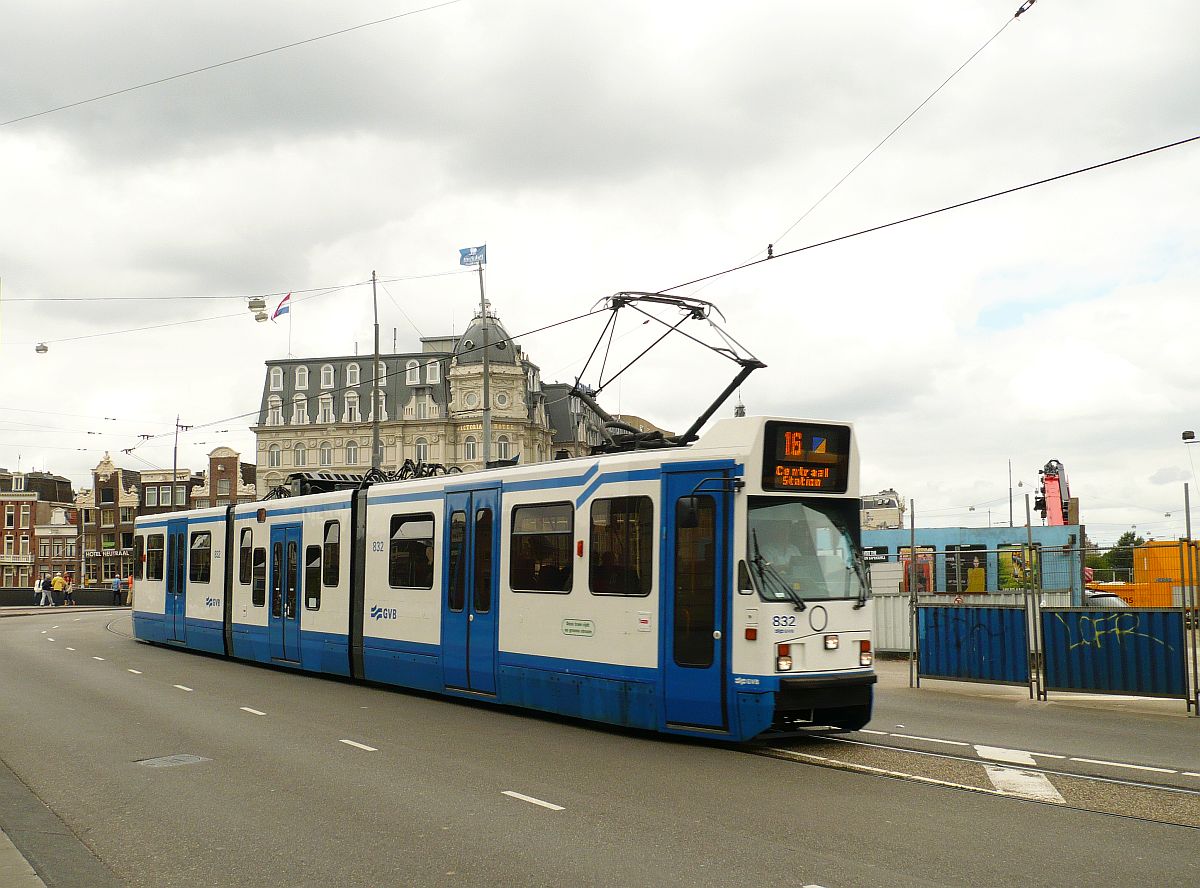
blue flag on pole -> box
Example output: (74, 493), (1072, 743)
(459, 245), (487, 266)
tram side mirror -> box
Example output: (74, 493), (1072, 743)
(677, 497), (700, 529)
(737, 560), (755, 595)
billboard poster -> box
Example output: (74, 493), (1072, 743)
(945, 544), (987, 594)
(997, 543), (1039, 591)
(900, 546), (934, 595)
(863, 545), (890, 563)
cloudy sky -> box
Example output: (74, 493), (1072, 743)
(1, 0), (1197, 543)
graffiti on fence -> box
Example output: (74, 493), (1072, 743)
(919, 605), (1028, 684)
(1054, 612), (1173, 653)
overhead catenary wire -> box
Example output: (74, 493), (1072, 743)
(1, 269), (473, 303)
(0, 1), (466, 129)
(761, 1), (1032, 259)
(117, 306), (610, 454)
(656, 134), (1200, 295)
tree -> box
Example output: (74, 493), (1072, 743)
(1106, 531), (1145, 577)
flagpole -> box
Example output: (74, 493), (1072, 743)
(478, 258), (490, 467)
(371, 269), (381, 471)
(288, 306), (293, 358)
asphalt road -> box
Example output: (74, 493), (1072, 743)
(1, 612), (1196, 887)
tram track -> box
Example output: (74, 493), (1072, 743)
(746, 733), (1200, 829)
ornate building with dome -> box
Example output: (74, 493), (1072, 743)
(250, 307), (608, 495)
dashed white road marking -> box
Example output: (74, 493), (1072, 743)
(984, 766), (1065, 804)
(73, 618), (80, 622)
(128, 669), (142, 675)
(66, 647), (75, 651)
(339, 739), (378, 752)
(502, 791), (564, 811)
(1184, 772), (1200, 778)
(92, 656), (104, 661)
(52, 625), (58, 629)
(173, 684), (193, 692)
(1069, 757), (1175, 775)
(860, 729), (889, 735)
(975, 745), (1036, 766)
(889, 733), (968, 747)
(240, 707), (266, 716)
(40, 630), (47, 634)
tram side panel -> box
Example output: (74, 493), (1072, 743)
(360, 485), (446, 693)
(180, 510), (228, 654)
(294, 497), (354, 676)
(497, 478), (662, 730)
(131, 524), (168, 643)
(230, 511), (271, 663)
(229, 493), (353, 674)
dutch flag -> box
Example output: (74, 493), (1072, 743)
(271, 293), (291, 322)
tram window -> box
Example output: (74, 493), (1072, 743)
(146, 534), (165, 581)
(673, 495), (716, 668)
(271, 542), (283, 617)
(510, 503), (573, 593)
(474, 508), (493, 612)
(447, 511), (466, 611)
(133, 534), (144, 580)
(322, 521), (340, 587)
(286, 541), (299, 617)
(252, 547), (266, 607)
(239, 529), (253, 585)
(305, 544), (322, 610)
(189, 531), (212, 583)
(389, 514), (435, 588)
(589, 496), (652, 596)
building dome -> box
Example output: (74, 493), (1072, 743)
(455, 309), (518, 365)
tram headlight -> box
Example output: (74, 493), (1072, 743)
(824, 634), (839, 650)
(776, 643), (793, 672)
(859, 639), (873, 667)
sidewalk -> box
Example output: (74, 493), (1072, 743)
(0, 606), (129, 619)
(875, 655), (1192, 718)
(0, 829), (46, 888)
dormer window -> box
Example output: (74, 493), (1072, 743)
(406, 360), (420, 385)
(347, 363), (360, 387)
(427, 360), (440, 384)
(295, 366), (309, 390)
(270, 367), (284, 391)
(321, 364), (335, 389)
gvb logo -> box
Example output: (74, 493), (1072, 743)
(370, 605), (397, 621)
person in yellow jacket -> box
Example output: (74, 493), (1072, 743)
(51, 572), (67, 603)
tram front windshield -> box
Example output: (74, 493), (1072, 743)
(747, 496), (865, 602)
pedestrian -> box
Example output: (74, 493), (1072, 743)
(40, 574), (56, 607)
(63, 576), (76, 607)
(33, 577), (43, 606)
(51, 572), (66, 605)
(111, 575), (123, 606)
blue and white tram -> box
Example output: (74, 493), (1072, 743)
(132, 416), (875, 741)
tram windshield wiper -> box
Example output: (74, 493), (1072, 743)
(751, 529), (806, 612)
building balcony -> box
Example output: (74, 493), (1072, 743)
(0, 554), (34, 565)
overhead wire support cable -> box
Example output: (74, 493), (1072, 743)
(0, 0), (465, 128)
(657, 133), (1200, 295)
(118, 306), (610, 453)
(762, 2), (1033, 257)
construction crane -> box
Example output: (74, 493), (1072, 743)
(1034, 459), (1070, 525)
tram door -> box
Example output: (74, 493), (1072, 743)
(268, 524), (303, 662)
(165, 519), (188, 643)
(441, 485), (500, 694)
(662, 467), (731, 730)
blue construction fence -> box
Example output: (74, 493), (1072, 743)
(913, 597), (1197, 710)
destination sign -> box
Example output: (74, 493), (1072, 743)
(761, 421), (850, 493)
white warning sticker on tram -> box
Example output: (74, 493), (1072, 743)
(562, 619), (594, 637)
